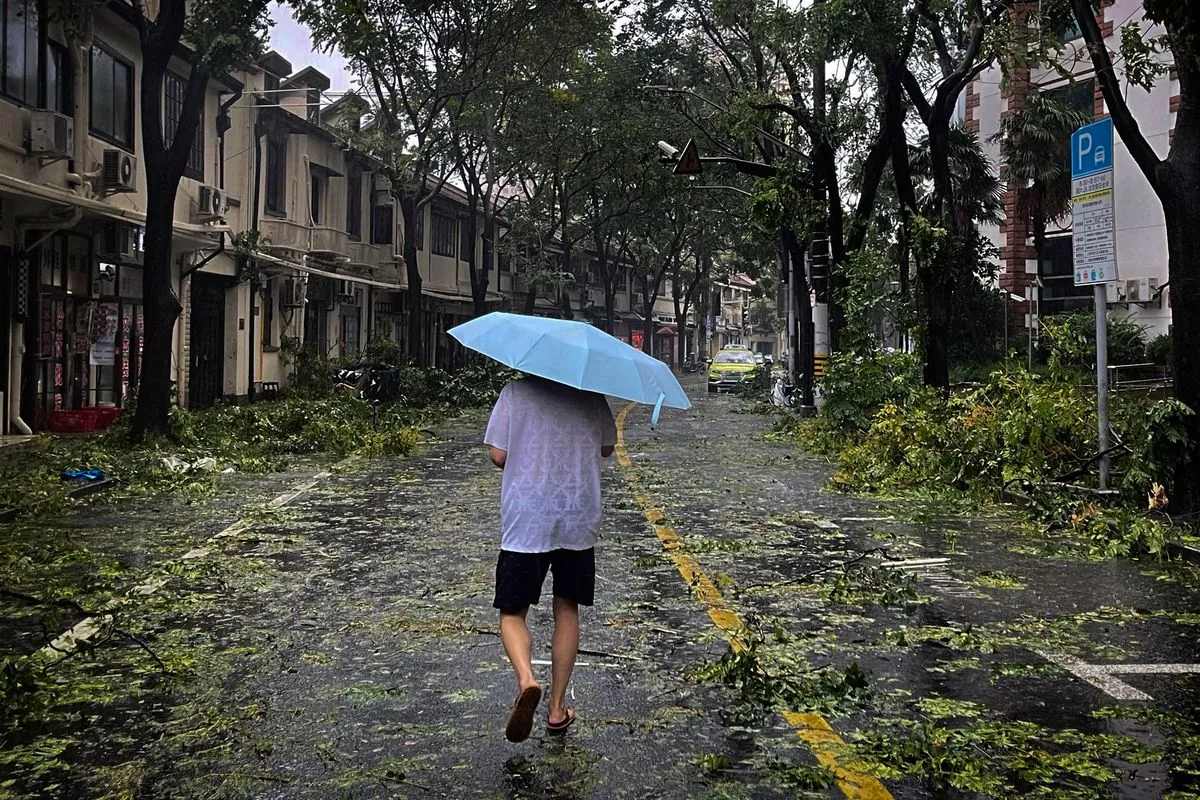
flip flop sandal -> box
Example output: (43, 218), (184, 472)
(505, 686), (542, 743)
(546, 708), (576, 735)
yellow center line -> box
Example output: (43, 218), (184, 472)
(614, 403), (893, 800)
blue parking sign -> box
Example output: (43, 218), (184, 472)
(1071, 118), (1114, 179)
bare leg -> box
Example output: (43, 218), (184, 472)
(548, 597), (580, 724)
(499, 608), (539, 693)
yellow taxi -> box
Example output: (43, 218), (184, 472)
(707, 346), (758, 393)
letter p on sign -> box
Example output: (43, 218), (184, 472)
(1071, 118), (1114, 179)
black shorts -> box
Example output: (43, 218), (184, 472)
(493, 548), (595, 613)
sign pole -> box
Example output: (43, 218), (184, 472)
(1095, 284), (1110, 489)
(787, 248), (796, 387)
(1070, 117), (1118, 492)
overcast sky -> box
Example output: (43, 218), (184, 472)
(268, 3), (356, 94)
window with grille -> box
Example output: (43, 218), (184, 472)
(372, 203), (393, 246)
(46, 42), (72, 115)
(460, 219), (474, 261)
(266, 137), (286, 215)
(164, 71), (204, 180)
(2, 0), (38, 105)
(347, 173), (362, 240)
(90, 44), (133, 149)
(431, 213), (456, 257)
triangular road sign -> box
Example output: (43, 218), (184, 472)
(673, 139), (702, 175)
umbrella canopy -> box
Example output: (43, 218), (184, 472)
(448, 312), (691, 423)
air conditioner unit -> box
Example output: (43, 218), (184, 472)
(1124, 277), (1159, 303)
(335, 279), (356, 299)
(29, 110), (73, 158)
(196, 185), (227, 221)
(101, 149), (136, 192)
(98, 222), (139, 262)
(281, 278), (306, 308)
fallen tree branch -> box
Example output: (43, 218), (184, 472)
(0, 587), (94, 616)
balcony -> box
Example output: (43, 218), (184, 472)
(347, 241), (383, 268)
(259, 218), (311, 256)
(310, 226), (350, 263)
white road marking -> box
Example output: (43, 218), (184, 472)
(841, 516), (896, 523)
(33, 465), (342, 663)
(1035, 653), (1200, 701)
(882, 558), (952, 569)
(530, 659), (623, 669)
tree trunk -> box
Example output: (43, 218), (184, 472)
(1160, 173), (1200, 515)
(400, 195), (425, 364)
(132, 181), (184, 438)
(130, 37), (202, 440)
(469, 206), (488, 317)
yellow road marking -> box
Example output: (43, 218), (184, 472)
(615, 403), (893, 800)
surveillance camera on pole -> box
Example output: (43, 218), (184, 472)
(657, 141), (680, 159)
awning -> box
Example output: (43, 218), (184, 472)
(423, 287), (504, 303)
(253, 251), (406, 290)
(0, 172), (228, 247)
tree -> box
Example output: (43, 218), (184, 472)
(629, 190), (691, 355)
(900, 0), (1012, 388)
(992, 93), (1091, 280)
(298, 0), (554, 359)
(1067, 0), (1200, 513)
(130, 0), (271, 439)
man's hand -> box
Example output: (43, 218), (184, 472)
(490, 447), (508, 468)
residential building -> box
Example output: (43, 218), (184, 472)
(969, 1), (1173, 338)
(1, 0), (236, 433)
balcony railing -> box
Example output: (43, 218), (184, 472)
(347, 241), (384, 267)
(310, 226), (350, 262)
(259, 218), (311, 255)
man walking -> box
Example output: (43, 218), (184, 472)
(484, 375), (617, 742)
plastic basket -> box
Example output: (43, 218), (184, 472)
(48, 410), (98, 433)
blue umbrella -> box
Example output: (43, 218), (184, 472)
(448, 312), (691, 425)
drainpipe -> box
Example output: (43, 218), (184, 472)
(247, 105), (264, 403)
(64, 33), (96, 196)
(217, 86), (242, 191)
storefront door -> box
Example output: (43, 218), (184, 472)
(189, 276), (226, 408)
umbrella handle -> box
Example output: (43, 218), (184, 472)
(650, 392), (665, 429)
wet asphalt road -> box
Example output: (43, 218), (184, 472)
(5, 380), (1200, 799)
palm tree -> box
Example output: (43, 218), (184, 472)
(991, 92), (1092, 274)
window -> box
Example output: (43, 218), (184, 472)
(431, 213), (455, 257)
(460, 220), (473, 262)
(265, 137), (286, 215)
(309, 165), (324, 224)
(2, 0), (37, 105)
(1046, 79), (1094, 115)
(498, 247), (510, 273)
(263, 72), (279, 103)
(346, 173), (362, 240)
(46, 42), (72, 115)
(90, 44), (133, 148)
(164, 72), (204, 180)
(371, 202), (393, 246)
(1056, 17), (1083, 43)
(1039, 234), (1092, 315)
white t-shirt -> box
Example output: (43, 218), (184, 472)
(484, 379), (617, 553)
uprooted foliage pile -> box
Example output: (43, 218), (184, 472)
(0, 363), (514, 521)
(774, 344), (1194, 557)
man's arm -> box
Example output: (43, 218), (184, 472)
(490, 447), (508, 468)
